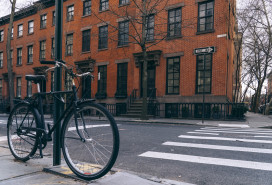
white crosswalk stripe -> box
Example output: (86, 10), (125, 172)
(139, 127), (272, 171)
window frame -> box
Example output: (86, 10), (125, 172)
(27, 80), (32, 97)
(118, 20), (129, 46)
(66, 33), (73, 56)
(28, 20), (34, 34)
(16, 77), (22, 98)
(82, 29), (91, 52)
(83, 0), (91, 16)
(100, 0), (109, 11)
(0, 30), (4, 42)
(18, 24), (23, 37)
(119, 0), (129, 6)
(67, 5), (74, 21)
(40, 14), (47, 29)
(17, 48), (22, 65)
(52, 11), (56, 26)
(27, 45), (33, 64)
(51, 37), (55, 58)
(145, 14), (154, 41)
(196, 53), (213, 94)
(197, 0), (214, 32)
(167, 8), (182, 38)
(40, 40), (46, 60)
(116, 63), (128, 96)
(0, 52), (3, 68)
(97, 65), (107, 93)
(98, 25), (108, 49)
(166, 57), (180, 95)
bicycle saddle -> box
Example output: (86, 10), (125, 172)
(25, 75), (46, 84)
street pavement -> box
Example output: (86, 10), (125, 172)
(0, 112), (272, 184)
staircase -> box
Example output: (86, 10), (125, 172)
(124, 98), (143, 118)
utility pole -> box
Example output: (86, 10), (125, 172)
(53, 0), (63, 166)
(202, 55), (205, 124)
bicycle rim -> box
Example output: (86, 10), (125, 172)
(7, 103), (38, 161)
(62, 103), (119, 180)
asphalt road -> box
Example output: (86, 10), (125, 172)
(1, 118), (272, 185)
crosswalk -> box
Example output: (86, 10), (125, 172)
(139, 126), (272, 171)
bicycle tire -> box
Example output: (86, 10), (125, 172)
(61, 101), (119, 180)
(7, 103), (39, 161)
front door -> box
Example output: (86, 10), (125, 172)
(140, 61), (156, 97)
(82, 76), (92, 99)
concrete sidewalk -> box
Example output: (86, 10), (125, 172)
(0, 146), (192, 185)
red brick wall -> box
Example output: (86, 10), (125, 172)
(0, 0), (236, 104)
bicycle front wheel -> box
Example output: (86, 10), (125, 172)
(61, 102), (119, 180)
(7, 103), (39, 161)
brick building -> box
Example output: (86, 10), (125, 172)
(0, 0), (239, 118)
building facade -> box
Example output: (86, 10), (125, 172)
(0, 0), (238, 118)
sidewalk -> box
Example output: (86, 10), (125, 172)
(0, 146), (193, 185)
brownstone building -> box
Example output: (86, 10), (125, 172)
(0, 0), (239, 118)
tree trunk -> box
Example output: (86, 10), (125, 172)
(141, 49), (148, 120)
(6, 0), (17, 110)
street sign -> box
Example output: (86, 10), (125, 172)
(194, 46), (215, 55)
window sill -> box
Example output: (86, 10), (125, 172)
(81, 51), (91, 54)
(0, 41), (3, 43)
(166, 35), (182, 40)
(0, 67), (3, 69)
(66, 54), (73, 57)
(196, 29), (215, 35)
(27, 32), (34, 36)
(99, 9), (109, 13)
(119, 3), (130, 7)
(115, 94), (127, 99)
(66, 18), (74, 22)
(82, 14), (91, 18)
(16, 64), (22, 67)
(98, 48), (108, 51)
(117, 44), (129, 48)
(17, 36), (23, 39)
(40, 27), (47, 30)
(27, 62), (33, 65)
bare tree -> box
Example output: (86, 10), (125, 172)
(238, 0), (272, 112)
(93, 0), (194, 119)
(6, 0), (17, 110)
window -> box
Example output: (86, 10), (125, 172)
(27, 45), (33, 64)
(40, 40), (46, 60)
(27, 80), (32, 97)
(66, 34), (73, 55)
(10, 50), (13, 66)
(83, 0), (91, 16)
(40, 14), (47, 29)
(168, 8), (181, 37)
(0, 52), (3, 68)
(52, 11), (56, 26)
(11, 27), (13, 38)
(16, 77), (22, 98)
(65, 72), (72, 91)
(196, 54), (212, 93)
(119, 0), (129, 5)
(116, 63), (127, 97)
(51, 38), (55, 58)
(67, 5), (74, 21)
(97, 65), (107, 94)
(28, 21), (34, 34)
(145, 15), (154, 41)
(51, 71), (54, 91)
(198, 1), (214, 32)
(82, 29), (90, 52)
(100, 0), (109, 11)
(166, 57), (180, 94)
(0, 79), (2, 99)
(17, 48), (22, 65)
(18, 24), (23, 37)
(118, 21), (129, 46)
(98, 25), (108, 49)
(0, 30), (3, 42)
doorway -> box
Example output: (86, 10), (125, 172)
(140, 61), (156, 97)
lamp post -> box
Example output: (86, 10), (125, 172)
(53, 0), (63, 166)
(202, 55), (205, 124)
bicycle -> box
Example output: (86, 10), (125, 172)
(7, 60), (120, 180)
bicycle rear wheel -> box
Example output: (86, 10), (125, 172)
(61, 102), (119, 180)
(7, 103), (39, 161)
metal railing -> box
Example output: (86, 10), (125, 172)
(126, 89), (138, 112)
